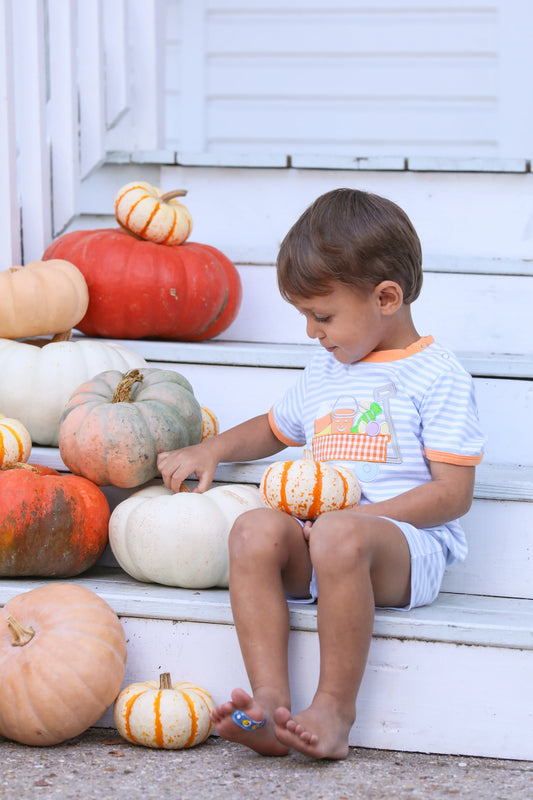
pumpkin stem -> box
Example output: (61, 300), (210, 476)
(1, 462), (39, 473)
(160, 189), (188, 203)
(7, 615), (35, 646)
(303, 448), (314, 460)
(51, 330), (73, 342)
(112, 369), (144, 403)
(159, 673), (173, 690)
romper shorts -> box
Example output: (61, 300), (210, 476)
(288, 517), (447, 611)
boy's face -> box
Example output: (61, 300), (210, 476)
(291, 283), (392, 364)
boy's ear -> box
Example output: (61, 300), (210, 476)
(374, 281), (404, 314)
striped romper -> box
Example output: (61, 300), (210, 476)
(268, 336), (486, 610)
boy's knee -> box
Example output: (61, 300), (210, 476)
(309, 512), (372, 568)
(229, 508), (284, 559)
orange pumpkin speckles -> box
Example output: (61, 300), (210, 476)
(260, 453), (361, 519)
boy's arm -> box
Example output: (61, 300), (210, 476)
(157, 413), (286, 493)
(350, 461), (476, 528)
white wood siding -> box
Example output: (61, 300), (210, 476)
(166, 0), (533, 160)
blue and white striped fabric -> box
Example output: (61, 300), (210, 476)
(270, 336), (486, 569)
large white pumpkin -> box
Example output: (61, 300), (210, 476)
(109, 483), (263, 588)
(0, 338), (146, 446)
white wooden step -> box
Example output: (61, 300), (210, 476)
(1, 568), (532, 761)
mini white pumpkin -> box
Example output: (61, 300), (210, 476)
(114, 673), (215, 749)
(260, 450), (361, 519)
(0, 337), (146, 446)
(109, 483), (263, 588)
(0, 415), (32, 468)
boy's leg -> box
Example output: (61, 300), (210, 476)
(210, 507), (313, 756)
(274, 511), (411, 759)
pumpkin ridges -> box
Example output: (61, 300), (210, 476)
(0, 469), (110, 577)
(0, 584), (126, 745)
(42, 229), (241, 340)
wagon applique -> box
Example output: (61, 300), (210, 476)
(311, 382), (401, 481)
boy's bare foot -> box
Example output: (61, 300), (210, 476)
(210, 687), (290, 756)
(273, 696), (353, 760)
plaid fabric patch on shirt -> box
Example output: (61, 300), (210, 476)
(312, 433), (390, 463)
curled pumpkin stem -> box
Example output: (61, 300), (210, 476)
(159, 673), (173, 690)
(112, 369), (144, 403)
(7, 614), (35, 646)
(160, 189), (188, 203)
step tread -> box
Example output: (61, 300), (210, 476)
(72, 336), (533, 379)
(1, 568), (532, 651)
(29, 446), (533, 502)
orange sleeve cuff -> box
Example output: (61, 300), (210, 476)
(268, 408), (305, 448)
(424, 448), (484, 467)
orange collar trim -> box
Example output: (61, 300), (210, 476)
(362, 335), (435, 363)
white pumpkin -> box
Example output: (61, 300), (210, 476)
(0, 338), (146, 446)
(109, 483), (263, 588)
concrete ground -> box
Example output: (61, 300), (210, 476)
(1, 728), (532, 800)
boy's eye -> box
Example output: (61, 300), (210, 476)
(314, 315), (330, 323)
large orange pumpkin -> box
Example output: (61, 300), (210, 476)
(42, 228), (242, 340)
(0, 463), (110, 577)
(0, 583), (127, 745)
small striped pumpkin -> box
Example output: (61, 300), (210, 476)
(0, 416), (32, 469)
(113, 674), (215, 749)
(114, 182), (192, 245)
(200, 406), (219, 440)
(260, 450), (361, 519)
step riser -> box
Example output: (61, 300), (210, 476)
(96, 615), (533, 761)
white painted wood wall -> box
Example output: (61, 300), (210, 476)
(1, 0), (533, 268)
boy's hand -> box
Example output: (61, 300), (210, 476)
(157, 441), (218, 494)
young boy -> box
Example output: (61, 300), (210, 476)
(157, 188), (485, 760)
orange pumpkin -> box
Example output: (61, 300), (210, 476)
(0, 463), (110, 577)
(42, 228), (242, 341)
(114, 673), (215, 749)
(114, 182), (192, 245)
(0, 583), (127, 745)
(260, 450), (361, 519)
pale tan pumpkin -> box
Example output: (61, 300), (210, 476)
(0, 259), (89, 338)
(114, 181), (193, 245)
(0, 583), (127, 746)
(0, 415), (32, 468)
(114, 673), (215, 749)
(260, 449), (361, 519)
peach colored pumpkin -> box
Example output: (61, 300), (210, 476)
(114, 673), (215, 749)
(114, 182), (192, 245)
(260, 450), (361, 519)
(0, 259), (88, 338)
(0, 583), (127, 745)
(58, 367), (202, 488)
(0, 415), (32, 468)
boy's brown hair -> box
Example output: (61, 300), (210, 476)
(277, 188), (423, 304)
